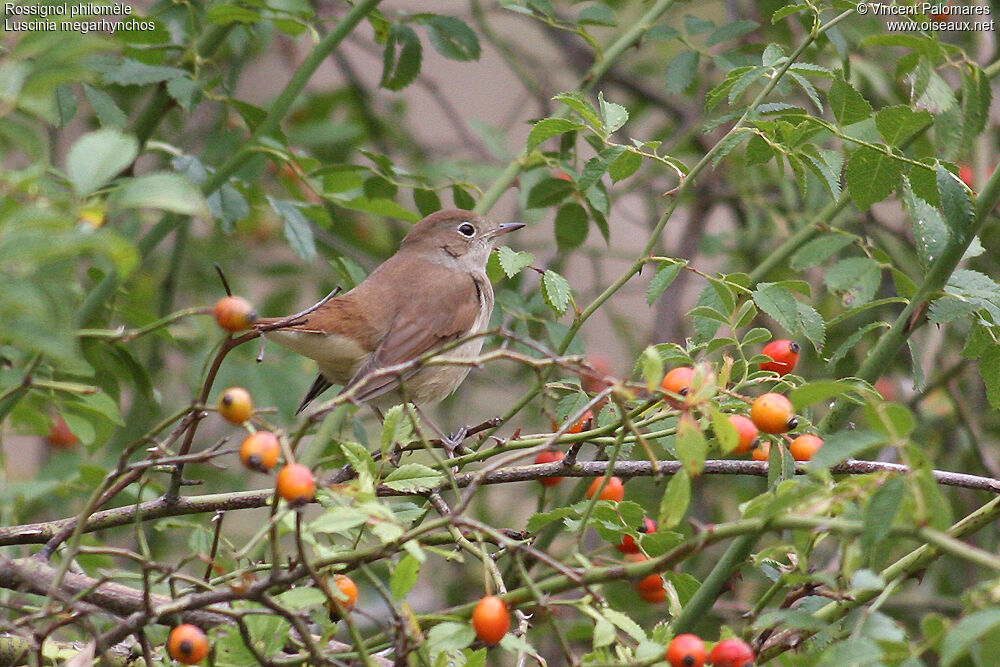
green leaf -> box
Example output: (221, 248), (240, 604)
(268, 197), (317, 262)
(81, 84), (127, 129)
(496, 246), (534, 278)
(527, 118), (583, 152)
(861, 476), (904, 553)
(828, 79), (873, 126)
(608, 150), (642, 182)
(675, 415), (706, 476)
(981, 345), (1000, 410)
(658, 468), (690, 529)
(554, 202), (588, 251)
(553, 92), (601, 128)
(846, 146), (904, 210)
(684, 14), (715, 34)
(824, 257), (881, 307)
(205, 4), (261, 24)
(789, 234), (855, 271)
(639, 346), (664, 392)
(452, 185), (475, 210)
(647, 262), (683, 306)
(526, 177), (573, 208)
(541, 270), (572, 316)
(413, 188), (441, 216)
(937, 163), (975, 242)
(65, 128), (138, 197)
(383, 464), (443, 493)
(166, 77), (201, 112)
(100, 58), (187, 86)
(874, 105), (933, 146)
(381, 24), (422, 91)
(805, 430), (885, 471)
(961, 65), (992, 143)
(421, 15), (480, 61)
(903, 180), (949, 271)
(665, 50), (700, 94)
(55, 84), (78, 127)
(745, 134), (774, 165)
(593, 616), (615, 649)
(390, 553), (421, 599)
(426, 622), (475, 654)
(598, 92), (628, 134)
(940, 608), (1000, 666)
(310, 507), (369, 534)
(790, 380), (862, 409)
(113, 172), (207, 216)
(753, 283), (799, 333)
(276, 587), (326, 609)
(707, 19), (759, 46)
(577, 145), (627, 190)
(381, 404), (414, 452)
(578, 4), (617, 26)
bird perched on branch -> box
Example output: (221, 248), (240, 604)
(256, 209), (524, 415)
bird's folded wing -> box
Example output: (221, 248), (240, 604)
(341, 275), (482, 403)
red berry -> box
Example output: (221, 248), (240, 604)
(751, 441), (770, 462)
(240, 431), (281, 472)
(636, 572), (666, 603)
(661, 366), (695, 407)
(959, 163), (974, 189)
(750, 393), (797, 434)
(666, 633), (707, 667)
(46, 414), (79, 449)
(276, 463), (316, 506)
(213, 295), (257, 332)
(760, 339), (800, 376)
(535, 450), (566, 487)
(167, 624), (209, 664)
(472, 595), (510, 646)
(586, 476), (625, 502)
(617, 517), (657, 554)
(708, 638), (755, 667)
(218, 387), (254, 424)
(727, 414), (758, 455)
(788, 434), (823, 461)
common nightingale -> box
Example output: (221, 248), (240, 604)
(256, 209), (524, 414)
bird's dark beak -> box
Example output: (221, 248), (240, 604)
(492, 222), (526, 237)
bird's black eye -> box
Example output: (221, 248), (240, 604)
(458, 223), (476, 237)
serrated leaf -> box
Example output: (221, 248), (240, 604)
(100, 58), (187, 86)
(796, 301), (826, 351)
(961, 65), (992, 143)
(745, 134), (774, 165)
(310, 507), (369, 534)
(981, 345), (1000, 410)
(828, 79), (873, 126)
(268, 197), (316, 262)
(806, 430), (885, 471)
(421, 15), (480, 61)
(383, 464), (443, 493)
(554, 202), (589, 250)
(875, 105), (932, 146)
(903, 180), (949, 271)
(753, 283), (799, 333)
(639, 346), (664, 392)
(602, 608), (646, 642)
(114, 172), (207, 216)
(66, 128), (138, 197)
(527, 117), (583, 151)
(526, 177), (574, 208)
(940, 609), (1000, 666)
(647, 262), (683, 306)
(825, 257), (881, 307)
(593, 616), (615, 648)
(381, 404), (414, 452)
(578, 145), (626, 190)
(390, 553), (421, 599)
(666, 50), (699, 95)
(675, 414), (706, 476)
(339, 440), (377, 482)
(707, 19), (759, 46)
(381, 24), (422, 91)
(553, 91), (600, 128)
(862, 476), (904, 554)
(598, 92), (628, 134)
(937, 164), (975, 242)
(82, 83), (127, 129)
(496, 246), (534, 278)
(426, 622), (475, 654)
(276, 587), (326, 609)
(579, 4), (617, 26)
(846, 146), (904, 211)
(658, 468), (690, 529)
(608, 150), (642, 182)
(789, 234), (855, 271)
(541, 270), (572, 315)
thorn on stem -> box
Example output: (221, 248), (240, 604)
(214, 263), (233, 297)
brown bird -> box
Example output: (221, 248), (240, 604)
(256, 209), (524, 415)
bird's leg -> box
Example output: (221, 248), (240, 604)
(414, 405), (468, 456)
